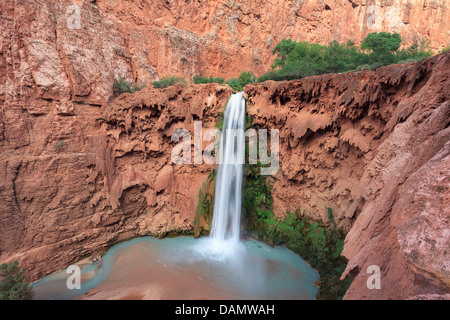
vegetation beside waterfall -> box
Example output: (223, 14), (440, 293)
(193, 72), (256, 92)
(194, 170), (216, 237)
(225, 72), (257, 91)
(243, 159), (353, 300)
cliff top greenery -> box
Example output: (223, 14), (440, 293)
(258, 32), (433, 82)
(120, 32), (435, 93)
(193, 75), (225, 85)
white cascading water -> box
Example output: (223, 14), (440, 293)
(33, 93), (320, 300)
(210, 92), (246, 245)
(197, 93), (269, 296)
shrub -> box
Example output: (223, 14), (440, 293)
(113, 76), (145, 95)
(258, 33), (432, 82)
(53, 140), (65, 150)
(0, 261), (34, 300)
(226, 72), (256, 91)
(152, 76), (187, 88)
(225, 78), (242, 91)
(355, 64), (371, 71)
(193, 75), (225, 84)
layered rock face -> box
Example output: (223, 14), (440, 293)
(246, 51), (449, 299)
(0, 83), (232, 281)
(1, 0), (448, 97)
(0, 0), (449, 299)
(85, 0), (450, 80)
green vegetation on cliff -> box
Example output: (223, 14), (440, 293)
(243, 161), (353, 300)
(152, 76), (187, 88)
(258, 32), (432, 82)
(226, 72), (257, 91)
(193, 75), (225, 84)
(194, 170), (217, 237)
(113, 76), (145, 95)
(0, 261), (34, 300)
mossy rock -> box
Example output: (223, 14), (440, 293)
(194, 170), (216, 237)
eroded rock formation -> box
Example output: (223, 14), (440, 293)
(0, 0), (449, 299)
(1, 0), (448, 97)
(246, 51), (449, 299)
(0, 83), (231, 281)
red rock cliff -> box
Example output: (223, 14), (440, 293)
(0, 83), (232, 281)
(246, 51), (449, 299)
(0, 0), (449, 299)
(1, 0), (448, 97)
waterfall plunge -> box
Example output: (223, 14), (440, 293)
(210, 92), (246, 244)
(32, 94), (320, 300)
(195, 92), (246, 261)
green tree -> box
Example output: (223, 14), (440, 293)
(271, 39), (297, 68)
(361, 32), (402, 54)
(362, 32), (401, 64)
(324, 40), (367, 73)
(0, 261), (34, 300)
(238, 71), (256, 87)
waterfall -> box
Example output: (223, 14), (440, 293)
(210, 92), (246, 244)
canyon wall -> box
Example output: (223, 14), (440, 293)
(1, 0), (449, 95)
(0, 82), (232, 281)
(246, 51), (449, 299)
(98, 0), (449, 80)
(0, 0), (449, 299)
